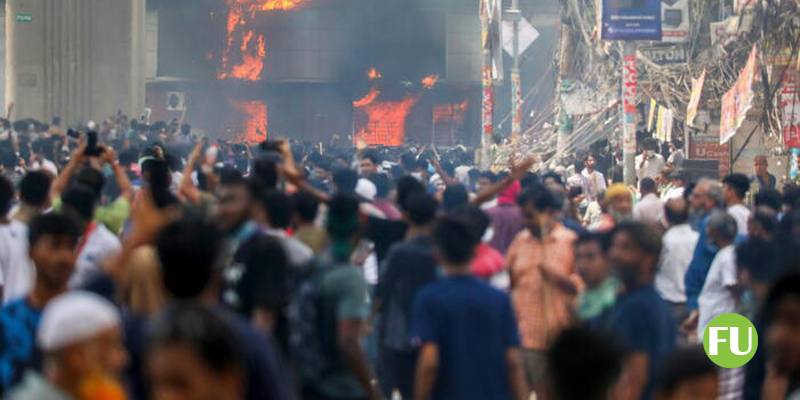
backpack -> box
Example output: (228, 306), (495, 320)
(287, 260), (331, 384)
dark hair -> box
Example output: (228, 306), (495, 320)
(478, 170), (497, 183)
(292, 190), (320, 223)
(664, 197), (689, 225)
(396, 175), (426, 212)
(763, 271), (800, 323)
(326, 194), (360, 241)
(369, 173), (392, 199)
(612, 221), (662, 260)
(156, 217), (225, 299)
(639, 177), (657, 194)
(517, 184), (560, 212)
(19, 171), (52, 208)
(722, 173), (751, 200)
(403, 192), (439, 227)
(146, 303), (242, 374)
(360, 150), (380, 165)
(333, 168), (359, 194)
(574, 232), (610, 253)
(642, 137), (658, 151)
(75, 167), (106, 198)
(219, 167), (245, 187)
(442, 185), (469, 211)
(0, 175), (12, 217)
(754, 189), (782, 212)
(252, 158), (279, 190)
(657, 346), (717, 396)
(567, 186), (583, 199)
(61, 185), (98, 221)
(547, 326), (625, 400)
(750, 206), (779, 237)
(736, 238), (782, 283)
(262, 190), (294, 229)
(28, 213), (80, 248)
(541, 172), (563, 186)
(450, 205), (491, 240)
(432, 216), (478, 266)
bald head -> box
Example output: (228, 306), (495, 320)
(665, 197), (689, 226)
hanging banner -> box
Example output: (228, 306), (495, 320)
(480, 0), (504, 82)
(780, 68), (800, 148)
(647, 98), (657, 131)
(600, 0), (662, 40)
(720, 45), (758, 144)
(686, 69), (706, 127)
(661, 0), (689, 43)
(656, 107), (673, 141)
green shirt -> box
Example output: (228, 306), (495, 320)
(316, 264), (370, 398)
(53, 196), (130, 235)
(576, 277), (620, 320)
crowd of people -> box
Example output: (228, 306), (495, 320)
(0, 114), (799, 400)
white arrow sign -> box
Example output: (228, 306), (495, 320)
(502, 17), (539, 56)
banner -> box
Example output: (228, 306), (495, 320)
(720, 45), (758, 144)
(661, 0), (689, 43)
(780, 68), (800, 148)
(656, 107), (673, 142)
(686, 69), (706, 127)
(480, 0), (504, 82)
(647, 98), (657, 131)
(600, 0), (662, 40)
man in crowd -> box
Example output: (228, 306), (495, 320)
(592, 183), (632, 232)
(507, 185), (579, 392)
(10, 291), (127, 399)
(683, 178), (723, 338)
(0, 175), (35, 304)
(664, 170), (688, 200)
(656, 197), (699, 323)
(580, 153), (606, 202)
(574, 232), (618, 323)
(696, 211), (739, 339)
(375, 191), (439, 398)
(606, 221), (677, 400)
(751, 155), (777, 193)
(633, 178), (664, 226)
(636, 138), (666, 181)
(655, 346), (718, 400)
(412, 216), (528, 400)
(12, 171), (51, 225)
(0, 214), (79, 393)
(292, 190), (329, 255)
(722, 173), (751, 236)
(359, 151), (380, 178)
(486, 181), (524, 254)
(761, 272), (800, 399)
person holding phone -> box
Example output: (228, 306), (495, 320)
(636, 138), (666, 182)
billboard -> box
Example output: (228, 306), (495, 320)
(720, 45), (758, 144)
(661, 0), (689, 43)
(600, 0), (662, 40)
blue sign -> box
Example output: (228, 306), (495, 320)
(600, 0), (662, 40)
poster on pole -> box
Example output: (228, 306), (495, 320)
(720, 45), (758, 144)
(686, 69), (705, 127)
(600, 0), (662, 40)
(780, 68), (800, 148)
(661, 0), (689, 43)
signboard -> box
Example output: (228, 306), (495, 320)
(15, 13), (32, 23)
(690, 133), (730, 177)
(502, 18), (539, 56)
(720, 45), (758, 144)
(600, 0), (662, 40)
(661, 0), (689, 43)
(638, 44), (687, 65)
(686, 69), (706, 127)
(780, 68), (800, 148)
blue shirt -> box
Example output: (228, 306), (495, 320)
(605, 284), (676, 400)
(0, 298), (43, 394)
(411, 275), (520, 400)
(684, 214), (718, 310)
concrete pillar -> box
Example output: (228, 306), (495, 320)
(5, 0), (145, 125)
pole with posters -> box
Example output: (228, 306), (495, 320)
(622, 42), (638, 185)
(508, 3), (522, 142)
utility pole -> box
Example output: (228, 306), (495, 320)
(621, 41), (638, 186)
(480, 0), (495, 169)
(508, 3), (522, 143)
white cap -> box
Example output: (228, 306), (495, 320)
(356, 178), (377, 201)
(37, 291), (121, 352)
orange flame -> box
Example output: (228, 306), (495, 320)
(367, 67), (382, 81)
(353, 88), (381, 107)
(353, 96), (419, 146)
(231, 100), (268, 143)
(421, 74), (439, 89)
(260, 0), (305, 10)
(433, 100), (469, 124)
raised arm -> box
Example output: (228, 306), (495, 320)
(50, 143), (86, 199)
(471, 157), (536, 206)
(102, 148), (133, 202)
(179, 139), (205, 205)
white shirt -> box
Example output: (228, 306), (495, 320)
(70, 223), (122, 288)
(0, 220), (35, 303)
(655, 224), (699, 303)
(727, 204), (751, 236)
(580, 169), (607, 202)
(698, 245), (738, 339)
(664, 186), (685, 201)
(635, 153), (666, 180)
(633, 193), (664, 226)
(264, 228), (314, 267)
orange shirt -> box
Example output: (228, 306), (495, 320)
(507, 224), (579, 350)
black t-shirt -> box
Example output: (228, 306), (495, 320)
(366, 216), (407, 264)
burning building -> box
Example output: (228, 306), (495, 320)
(144, 0), (557, 147)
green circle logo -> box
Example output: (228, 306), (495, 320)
(702, 313), (758, 368)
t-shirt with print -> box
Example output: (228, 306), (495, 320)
(604, 284), (676, 400)
(312, 263), (371, 399)
(0, 221), (34, 304)
(0, 298), (43, 395)
(411, 275), (521, 400)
